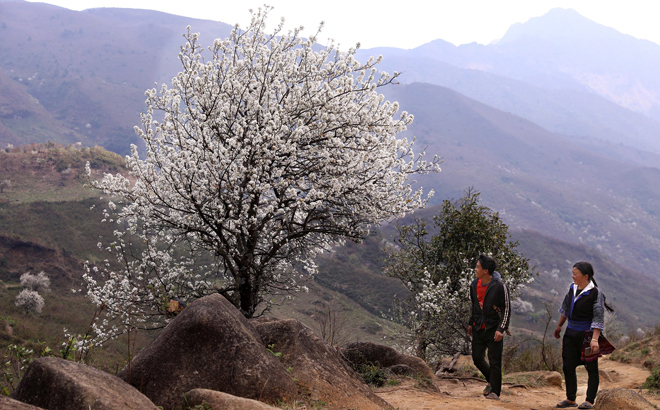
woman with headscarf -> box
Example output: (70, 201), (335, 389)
(554, 261), (615, 409)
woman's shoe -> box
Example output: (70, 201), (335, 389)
(485, 392), (499, 400)
(578, 402), (594, 409)
(482, 384), (492, 396)
(556, 399), (578, 408)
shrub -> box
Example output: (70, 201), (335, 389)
(15, 289), (45, 314)
(355, 363), (388, 387)
(1, 344), (35, 395)
(642, 366), (660, 391)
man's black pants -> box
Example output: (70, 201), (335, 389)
(472, 326), (503, 396)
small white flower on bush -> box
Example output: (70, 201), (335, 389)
(15, 289), (45, 314)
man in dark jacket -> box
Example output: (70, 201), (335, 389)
(468, 254), (511, 400)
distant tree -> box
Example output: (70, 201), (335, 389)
(84, 6), (439, 344)
(312, 302), (350, 347)
(15, 289), (45, 314)
(19, 271), (50, 293)
(385, 189), (532, 362)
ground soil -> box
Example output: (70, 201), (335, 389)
(375, 357), (660, 410)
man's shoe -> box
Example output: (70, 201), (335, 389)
(485, 392), (499, 400)
(482, 384), (492, 396)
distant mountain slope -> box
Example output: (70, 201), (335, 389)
(512, 229), (659, 328)
(3, 2), (660, 159)
(383, 82), (660, 277)
(418, 8), (660, 117)
(357, 8), (660, 156)
(0, 1), (233, 153)
(364, 53), (660, 160)
(0, 70), (91, 146)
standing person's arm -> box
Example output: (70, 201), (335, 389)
(554, 315), (567, 339)
(494, 282), (510, 342)
(590, 289), (606, 353)
(468, 283), (475, 336)
(555, 288), (571, 338)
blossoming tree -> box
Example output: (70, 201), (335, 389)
(385, 189), (532, 362)
(86, 7), (439, 340)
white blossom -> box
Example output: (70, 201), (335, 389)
(19, 271), (50, 293)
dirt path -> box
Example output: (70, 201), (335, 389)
(375, 358), (660, 410)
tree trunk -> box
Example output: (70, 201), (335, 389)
(238, 278), (256, 318)
(414, 324), (428, 362)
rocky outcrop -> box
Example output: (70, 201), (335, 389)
(184, 389), (278, 410)
(10, 357), (158, 410)
(0, 396), (45, 410)
(341, 341), (436, 380)
(118, 294), (297, 410)
(252, 317), (390, 410)
(595, 388), (655, 410)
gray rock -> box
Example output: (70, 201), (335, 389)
(340, 341), (436, 380)
(118, 294), (297, 410)
(252, 317), (391, 410)
(543, 371), (563, 387)
(0, 396), (45, 410)
(184, 389), (278, 410)
(11, 357), (158, 410)
(595, 388), (655, 410)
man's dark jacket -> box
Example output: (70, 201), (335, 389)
(469, 271), (511, 333)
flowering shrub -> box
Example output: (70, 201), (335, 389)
(84, 4), (439, 345)
(19, 271), (50, 293)
(15, 289), (45, 314)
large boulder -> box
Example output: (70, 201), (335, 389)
(0, 396), (45, 410)
(184, 389), (278, 410)
(118, 294), (297, 410)
(340, 341), (436, 380)
(11, 357), (158, 410)
(595, 388), (655, 410)
(252, 317), (391, 410)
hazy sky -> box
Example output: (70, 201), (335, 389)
(25, 0), (660, 49)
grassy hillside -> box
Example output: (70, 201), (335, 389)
(0, 143), (124, 203)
